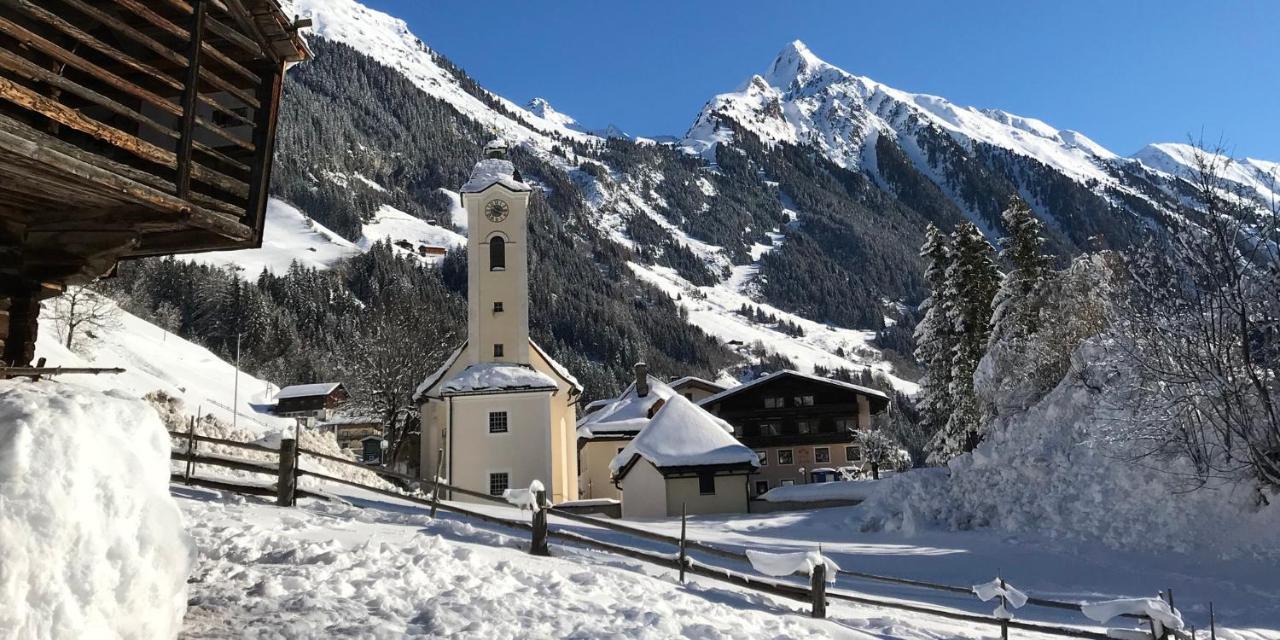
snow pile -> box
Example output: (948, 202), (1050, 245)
(858, 339), (1280, 559)
(441, 362), (557, 394)
(972, 578), (1028, 620)
(609, 394), (756, 474)
(758, 479), (879, 503)
(502, 479), (545, 511)
(0, 380), (193, 639)
(746, 549), (839, 583)
(1082, 597), (1183, 636)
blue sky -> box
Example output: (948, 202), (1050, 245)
(361, 0), (1278, 160)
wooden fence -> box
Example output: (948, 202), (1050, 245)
(168, 430), (1201, 640)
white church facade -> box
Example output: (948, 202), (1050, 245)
(415, 140), (582, 504)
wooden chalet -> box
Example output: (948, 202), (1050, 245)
(272, 382), (348, 418)
(0, 0), (309, 365)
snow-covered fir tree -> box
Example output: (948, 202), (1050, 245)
(912, 225), (955, 448)
(931, 223), (999, 463)
(987, 196), (1053, 349)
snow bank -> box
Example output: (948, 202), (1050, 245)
(859, 340), (1280, 559)
(759, 479), (880, 503)
(0, 380), (193, 639)
(746, 549), (839, 583)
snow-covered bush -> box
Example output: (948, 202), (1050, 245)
(0, 380), (193, 639)
(860, 339), (1280, 559)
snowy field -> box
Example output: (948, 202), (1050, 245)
(173, 481), (1280, 639)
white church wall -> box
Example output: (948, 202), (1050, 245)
(447, 391), (553, 504)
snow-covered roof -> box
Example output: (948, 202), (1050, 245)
(441, 363), (557, 396)
(275, 382), (343, 400)
(610, 394), (758, 477)
(668, 376), (725, 393)
(697, 370), (889, 408)
(530, 339), (582, 393)
(460, 158), (531, 194)
(577, 376), (677, 439)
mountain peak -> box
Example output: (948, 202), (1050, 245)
(525, 96), (579, 129)
(763, 40), (832, 89)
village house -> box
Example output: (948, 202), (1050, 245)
(272, 382), (348, 419)
(698, 370), (890, 497)
(609, 393), (759, 519)
(414, 141), (582, 504)
(576, 363), (676, 500)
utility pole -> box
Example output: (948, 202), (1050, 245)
(232, 332), (241, 432)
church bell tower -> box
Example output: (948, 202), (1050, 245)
(459, 139), (533, 366)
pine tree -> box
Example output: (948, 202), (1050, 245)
(930, 222), (999, 463)
(988, 196), (1052, 349)
(912, 225), (955, 448)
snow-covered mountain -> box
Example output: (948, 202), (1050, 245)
(1133, 142), (1279, 205)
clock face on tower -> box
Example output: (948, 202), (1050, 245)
(484, 199), (509, 223)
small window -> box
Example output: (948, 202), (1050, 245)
(780, 479), (795, 487)
(493, 343), (504, 358)
(797, 420), (813, 434)
(488, 411), (508, 433)
(754, 480), (769, 496)
(793, 395), (815, 407)
(759, 422), (779, 437)
(763, 396), (785, 409)
(815, 447), (830, 463)
(845, 445), (861, 461)
(755, 450), (768, 466)
(836, 418), (855, 431)
(493, 301), (504, 313)
(777, 449), (794, 465)
(698, 473), (716, 495)
(489, 237), (506, 270)
(489, 472), (509, 496)
(362, 438), (381, 463)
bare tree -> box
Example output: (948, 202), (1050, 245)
(44, 286), (122, 352)
(1111, 141), (1280, 495)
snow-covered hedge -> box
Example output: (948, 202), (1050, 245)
(859, 340), (1280, 559)
(0, 380), (193, 639)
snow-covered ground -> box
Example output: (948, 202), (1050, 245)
(172, 480), (1280, 639)
(35, 298), (290, 435)
(181, 199), (361, 276)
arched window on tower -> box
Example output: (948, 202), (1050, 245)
(489, 236), (506, 271)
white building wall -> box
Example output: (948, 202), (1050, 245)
(665, 473), (750, 516)
(578, 439), (626, 500)
(619, 459), (668, 519)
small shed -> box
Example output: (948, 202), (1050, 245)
(272, 382), (348, 418)
(610, 394), (759, 519)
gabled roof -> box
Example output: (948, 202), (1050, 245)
(697, 370), (890, 410)
(609, 394), (758, 480)
(441, 363), (557, 396)
(460, 158), (531, 194)
(577, 375), (676, 439)
(275, 382), (343, 400)
(668, 376), (726, 393)
(413, 339), (582, 401)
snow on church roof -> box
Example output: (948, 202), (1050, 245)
(413, 340), (581, 400)
(460, 158), (531, 194)
(609, 394), (758, 477)
(577, 375), (677, 439)
(441, 363), (557, 395)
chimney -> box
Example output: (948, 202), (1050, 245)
(634, 362), (649, 397)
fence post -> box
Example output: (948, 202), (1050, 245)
(810, 561), (826, 619)
(998, 576), (1009, 640)
(530, 489), (550, 556)
(678, 502), (688, 584)
(429, 448), (444, 518)
(184, 416), (196, 484)
(276, 437), (296, 507)
(1209, 602), (1216, 640)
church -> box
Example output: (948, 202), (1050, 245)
(415, 140), (582, 504)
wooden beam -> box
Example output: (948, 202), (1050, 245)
(0, 116), (252, 241)
(48, 0), (262, 111)
(0, 47), (251, 174)
(243, 60), (281, 245)
(0, 13), (255, 150)
(108, 0), (260, 84)
(0, 75), (249, 198)
(175, 0), (207, 198)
